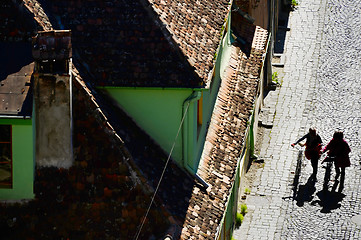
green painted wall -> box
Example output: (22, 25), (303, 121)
(190, 19), (234, 172)
(104, 84), (222, 173)
(104, 88), (193, 166)
(0, 118), (34, 200)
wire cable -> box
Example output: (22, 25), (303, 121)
(134, 101), (190, 240)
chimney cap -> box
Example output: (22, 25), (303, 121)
(32, 30), (72, 61)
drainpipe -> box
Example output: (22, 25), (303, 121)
(181, 91), (208, 182)
(182, 91), (209, 189)
(182, 91), (201, 171)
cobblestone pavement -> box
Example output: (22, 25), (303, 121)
(234, 0), (361, 239)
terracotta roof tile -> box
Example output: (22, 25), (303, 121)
(31, 0), (232, 88)
(180, 26), (268, 239)
(23, 0), (53, 31)
(33, 0), (203, 88)
(0, 0), (38, 42)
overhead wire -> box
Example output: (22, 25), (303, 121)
(134, 101), (191, 240)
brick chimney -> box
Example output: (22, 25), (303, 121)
(32, 30), (73, 168)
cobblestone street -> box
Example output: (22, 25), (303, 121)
(234, 0), (361, 239)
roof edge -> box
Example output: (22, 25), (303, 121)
(138, 0), (204, 86)
(205, 8), (232, 89)
(22, 0), (53, 31)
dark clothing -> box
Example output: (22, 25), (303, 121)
(323, 138), (351, 168)
(294, 133), (323, 176)
(323, 137), (351, 192)
(295, 133), (323, 150)
(295, 133), (323, 160)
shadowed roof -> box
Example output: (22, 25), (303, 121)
(36, 0), (231, 88)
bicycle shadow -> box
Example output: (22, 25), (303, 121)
(294, 174), (316, 207)
(311, 162), (345, 213)
(282, 149), (316, 206)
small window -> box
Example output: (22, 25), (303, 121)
(0, 125), (12, 189)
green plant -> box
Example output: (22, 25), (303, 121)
(244, 188), (251, 195)
(235, 212), (244, 227)
(291, 0), (299, 6)
(240, 204), (248, 215)
(272, 72), (279, 85)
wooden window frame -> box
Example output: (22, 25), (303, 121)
(0, 125), (12, 189)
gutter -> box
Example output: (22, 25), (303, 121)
(0, 115), (31, 119)
(97, 86), (205, 91)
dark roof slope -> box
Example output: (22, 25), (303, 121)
(0, 77), (172, 239)
(37, 0), (231, 88)
(37, 0), (201, 88)
(0, 1), (175, 238)
(0, 0), (39, 42)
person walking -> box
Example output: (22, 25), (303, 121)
(291, 127), (323, 180)
(322, 131), (351, 192)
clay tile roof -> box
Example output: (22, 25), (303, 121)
(32, 0), (231, 88)
(180, 27), (268, 239)
(252, 26), (268, 50)
(23, 0), (53, 31)
(148, 0), (232, 85)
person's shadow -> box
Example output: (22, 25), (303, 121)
(294, 174), (316, 207)
(311, 162), (345, 213)
(282, 150), (316, 205)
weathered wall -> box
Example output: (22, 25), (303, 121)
(34, 73), (73, 168)
(250, 0), (269, 30)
